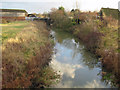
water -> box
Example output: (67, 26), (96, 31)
(50, 30), (111, 88)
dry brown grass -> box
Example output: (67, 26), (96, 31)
(2, 21), (55, 88)
(72, 12), (119, 87)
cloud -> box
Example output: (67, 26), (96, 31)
(0, 0), (118, 13)
(50, 55), (83, 79)
(0, 0), (60, 2)
(0, 2), (60, 13)
(55, 79), (106, 88)
(1, 0), (118, 13)
(50, 52), (109, 88)
(54, 80), (73, 88)
(63, 56), (70, 61)
(83, 80), (105, 88)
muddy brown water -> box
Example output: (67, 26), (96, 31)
(50, 30), (116, 88)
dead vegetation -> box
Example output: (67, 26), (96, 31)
(2, 21), (58, 88)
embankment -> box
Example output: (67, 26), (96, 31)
(2, 21), (59, 88)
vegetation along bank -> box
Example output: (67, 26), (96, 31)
(2, 21), (60, 88)
(49, 7), (120, 87)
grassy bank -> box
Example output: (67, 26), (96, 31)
(49, 8), (119, 87)
(72, 15), (119, 87)
(2, 21), (59, 88)
(2, 21), (29, 42)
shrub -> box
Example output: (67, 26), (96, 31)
(50, 9), (73, 32)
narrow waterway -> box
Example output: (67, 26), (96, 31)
(50, 30), (112, 88)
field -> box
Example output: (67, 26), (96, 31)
(1, 21), (29, 42)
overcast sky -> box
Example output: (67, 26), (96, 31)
(0, 0), (119, 13)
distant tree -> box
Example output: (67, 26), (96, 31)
(58, 6), (65, 11)
(43, 12), (48, 18)
(37, 13), (42, 17)
(50, 7), (73, 31)
(51, 8), (57, 12)
(74, 9), (80, 12)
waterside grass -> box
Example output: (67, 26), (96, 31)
(2, 21), (59, 88)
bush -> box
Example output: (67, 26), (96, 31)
(50, 9), (73, 32)
(73, 21), (102, 52)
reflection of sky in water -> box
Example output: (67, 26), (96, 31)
(54, 42), (82, 65)
(50, 31), (110, 88)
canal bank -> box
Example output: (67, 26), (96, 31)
(2, 21), (59, 88)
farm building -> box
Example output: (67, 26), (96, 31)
(0, 9), (28, 21)
(100, 8), (119, 19)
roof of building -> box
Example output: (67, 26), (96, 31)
(0, 9), (27, 13)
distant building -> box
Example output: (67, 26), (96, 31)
(0, 9), (27, 21)
(100, 8), (119, 19)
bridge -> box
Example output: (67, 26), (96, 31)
(35, 18), (52, 25)
(26, 17), (52, 25)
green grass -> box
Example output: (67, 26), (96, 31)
(99, 25), (118, 50)
(1, 21), (29, 42)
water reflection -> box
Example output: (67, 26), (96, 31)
(50, 30), (111, 88)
